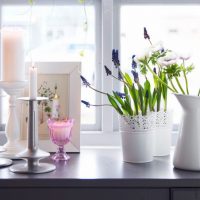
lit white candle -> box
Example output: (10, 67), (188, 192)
(29, 66), (37, 99)
(1, 27), (25, 81)
(52, 94), (60, 119)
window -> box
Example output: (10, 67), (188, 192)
(0, 0), (101, 131)
(1, 0), (198, 146)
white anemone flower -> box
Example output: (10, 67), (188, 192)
(149, 41), (164, 53)
(157, 51), (177, 67)
(135, 47), (150, 61)
(178, 52), (190, 61)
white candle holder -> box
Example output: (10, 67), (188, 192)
(0, 81), (27, 158)
(0, 146), (5, 152)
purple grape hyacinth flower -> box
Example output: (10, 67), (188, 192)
(144, 27), (150, 40)
(115, 91), (126, 99)
(153, 67), (157, 74)
(112, 49), (120, 68)
(80, 75), (90, 87)
(145, 90), (149, 98)
(81, 100), (90, 108)
(132, 55), (137, 69)
(131, 70), (139, 83)
(104, 65), (112, 76)
(118, 70), (123, 80)
(160, 48), (165, 53)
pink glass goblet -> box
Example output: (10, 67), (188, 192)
(47, 118), (74, 161)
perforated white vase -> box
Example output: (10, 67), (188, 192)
(154, 111), (173, 157)
(173, 94), (200, 171)
(119, 113), (156, 163)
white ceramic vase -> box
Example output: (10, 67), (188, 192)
(119, 113), (156, 163)
(154, 110), (172, 157)
(173, 94), (200, 171)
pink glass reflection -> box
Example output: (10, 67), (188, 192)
(47, 118), (74, 161)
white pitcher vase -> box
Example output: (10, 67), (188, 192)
(173, 94), (200, 171)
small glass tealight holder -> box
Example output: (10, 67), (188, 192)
(47, 118), (74, 161)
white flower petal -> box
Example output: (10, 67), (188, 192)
(150, 41), (164, 52)
(136, 47), (150, 60)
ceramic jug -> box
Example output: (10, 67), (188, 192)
(173, 94), (200, 171)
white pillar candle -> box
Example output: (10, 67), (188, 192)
(29, 66), (37, 99)
(1, 28), (25, 81)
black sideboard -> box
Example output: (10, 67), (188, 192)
(0, 147), (200, 200)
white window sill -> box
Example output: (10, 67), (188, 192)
(0, 130), (178, 147)
(80, 131), (178, 147)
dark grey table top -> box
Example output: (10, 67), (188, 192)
(0, 147), (200, 188)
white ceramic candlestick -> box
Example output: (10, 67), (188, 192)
(0, 81), (27, 158)
(0, 146), (5, 152)
(0, 27), (26, 158)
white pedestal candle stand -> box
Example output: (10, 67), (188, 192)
(0, 95), (6, 152)
(0, 146), (5, 152)
(0, 81), (27, 158)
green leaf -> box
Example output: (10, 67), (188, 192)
(140, 64), (148, 75)
(113, 92), (128, 114)
(28, 0), (34, 5)
(107, 94), (123, 115)
(124, 101), (133, 116)
(152, 89), (157, 111)
(123, 73), (133, 86)
(44, 106), (51, 113)
(128, 84), (139, 115)
(186, 64), (194, 74)
(144, 80), (151, 114)
(124, 85), (133, 116)
(161, 73), (168, 111)
(148, 89), (153, 111)
(156, 83), (162, 112)
(144, 79), (150, 93)
(137, 84), (144, 114)
(113, 91), (124, 106)
(144, 91), (149, 115)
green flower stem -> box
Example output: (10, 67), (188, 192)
(91, 104), (111, 107)
(111, 74), (131, 87)
(146, 65), (176, 92)
(164, 98), (167, 112)
(137, 83), (144, 115)
(156, 88), (161, 112)
(198, 89), (200, 96)
(88, 85), (108, 95)
(148, 38), (152, 45)
(169, 78), (178, 93)
(175, 77), (185, 95)
(183, 71), (189, 95)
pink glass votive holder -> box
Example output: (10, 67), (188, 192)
(47, 118), (74, 161)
